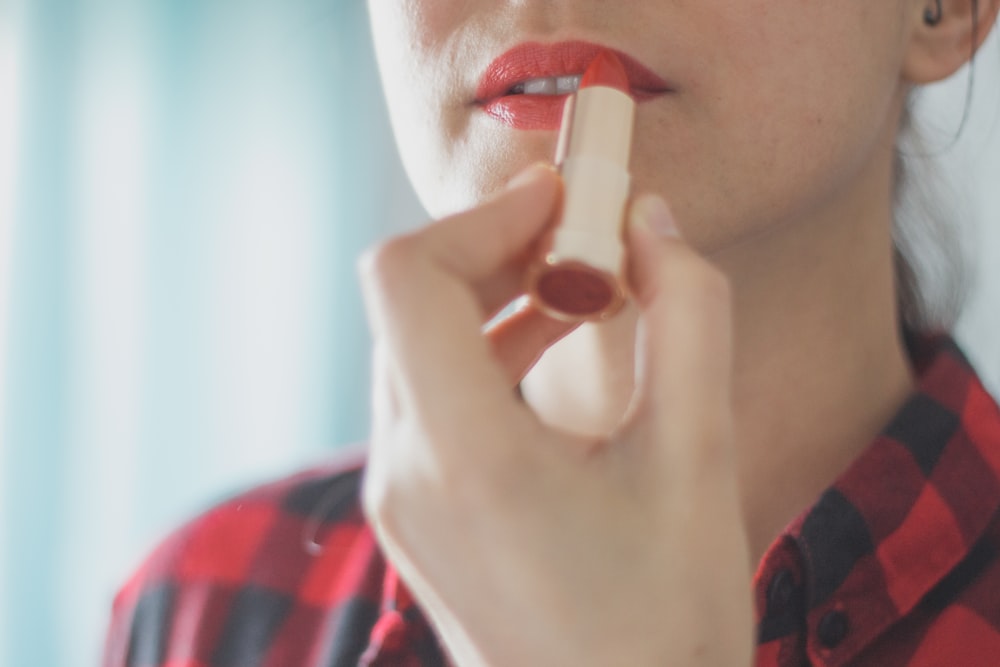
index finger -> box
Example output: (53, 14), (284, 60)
(358, 164), (561, 442)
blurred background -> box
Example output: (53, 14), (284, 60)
(0, 1), (998, 665)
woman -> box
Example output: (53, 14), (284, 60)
(105, 1), (1000, 665)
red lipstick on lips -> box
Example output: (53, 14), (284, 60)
(475, 41), (669, 130)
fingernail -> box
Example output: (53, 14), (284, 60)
(632, 194), (680, 239)
(505, 162), (556, 191)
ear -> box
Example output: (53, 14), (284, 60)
(903, 0), (1000, 84)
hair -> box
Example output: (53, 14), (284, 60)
(892, 105), (969, 333)
(892, 0), (988, 333)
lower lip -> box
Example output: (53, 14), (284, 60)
(479, 91), (661, 131)
(480, 95), (568, 130)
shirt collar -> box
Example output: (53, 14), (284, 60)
(763, 334), (1000, 664)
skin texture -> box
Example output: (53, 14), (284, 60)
(360, 1), (1000, 665)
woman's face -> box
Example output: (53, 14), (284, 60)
(367, 1), (916, 252)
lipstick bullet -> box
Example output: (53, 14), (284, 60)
(527, 50), (636, 322)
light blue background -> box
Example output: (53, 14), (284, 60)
(0, 2), (997, 665)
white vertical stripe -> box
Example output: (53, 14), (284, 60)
(0, 1), (24, 655)
(198, 1), (326, 476)
(63, 1), (150, 661)
(0, 0), (24, 459)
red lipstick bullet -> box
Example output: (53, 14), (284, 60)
(580, 49), (630, 91)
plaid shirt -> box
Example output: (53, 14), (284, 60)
(105, 335), (1000, 667)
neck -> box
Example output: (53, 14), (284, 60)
(715, 176), (914, 563)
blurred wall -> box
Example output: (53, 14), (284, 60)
(0, 0), (422, 664)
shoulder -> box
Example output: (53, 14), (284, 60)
(120, 447), (371, 598)
(104, 447), (387, 667)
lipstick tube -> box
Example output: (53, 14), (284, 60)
(527, 51), (636, 322)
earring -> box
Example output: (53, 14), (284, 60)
(924, 0), (944, 25)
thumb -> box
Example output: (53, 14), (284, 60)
(625, 194), (735, 469)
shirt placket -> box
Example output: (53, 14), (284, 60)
(360, 565), (445, 667)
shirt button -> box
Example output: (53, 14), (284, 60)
(766, 569), (795, 615)
(818, 610), (849, 648)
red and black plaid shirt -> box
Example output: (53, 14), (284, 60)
(104, 334), (1000, 666)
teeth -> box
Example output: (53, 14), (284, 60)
(523, 77), (557, 95)
(556, 75), (582, 94)
(509, 74), (582, 96)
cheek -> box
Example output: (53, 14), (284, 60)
(369, 2), (447, 120)
(369, 2), (490, 217)
(630, 4), (907, 250)
(415, 124), (559, 219)
(368, 8), (438, 203)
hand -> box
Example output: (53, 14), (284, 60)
(358, 164), (754, 666)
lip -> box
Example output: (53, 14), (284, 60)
(475, 40), (672, 131)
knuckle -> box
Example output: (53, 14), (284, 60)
(356, 235), (419, 294)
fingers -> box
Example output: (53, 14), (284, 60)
(486, 304), (579, 385)
(624, 195), (735, 470)
(369, 341), (400, 438)
(368, 163), (562, 323)
(358, 164), (562, 440)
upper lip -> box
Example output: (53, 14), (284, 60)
(475, 40), (671, 103)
